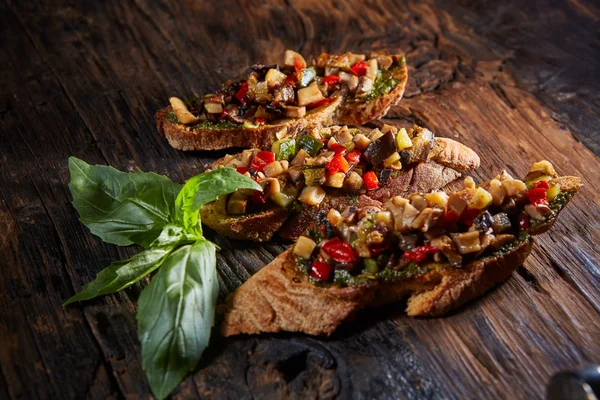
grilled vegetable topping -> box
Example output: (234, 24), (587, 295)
(293, 161), (576, 284)
(213, 125), (435, 215)
(169, 50), (405, 126)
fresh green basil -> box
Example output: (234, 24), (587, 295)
(63, 247), (172, 305)
(137, 241), (218, 399)
(68, 157), (182, 247)
(66, 160), (256, 400)
(175, 167), (261, 230)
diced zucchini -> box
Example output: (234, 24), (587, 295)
(303, 166), (326, 186)
(353, 133), (371, 150)
(383, 152), (401, 168)
(469, 187), (493, 209)
(226, 192), (248, 215)
(395, 127), (412, 151)
(299, 66), (317, 88)
(363, 258), (379, 274)
(272, 138), (296, 161)
(297, 134), (324, 156)
(271, 192), (295, 208)
(424, 191), (449, 208)
(343, 171), (363, 193)
(367, 128), (384, 141)
(293, 236), (317, 259)
(547, 183), (561, 202)
(298, 185), (326, 206)
(325, 172), (345, 188)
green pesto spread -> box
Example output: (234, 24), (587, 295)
(167, 110), (242, 130)
(360, 66), (400, 101)
(530, 190), (575, 231)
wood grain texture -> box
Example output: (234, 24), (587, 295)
(0, 0), (598, 399)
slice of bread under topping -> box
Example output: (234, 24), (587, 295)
(201, 125), (480, 242)
(155, 51), (408, 151)
(220, 163), (580, 336)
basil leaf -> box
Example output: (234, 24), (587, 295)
(63, 247), (172, 305)
(177, 167), (262, 212)
(137, 240), (218, 400)
(68, 157), (182, 247)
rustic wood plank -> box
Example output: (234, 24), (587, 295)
(1, 0), (598, 399)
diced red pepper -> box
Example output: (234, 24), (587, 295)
(320, 138), (328, 144)
(459, 208), (479, 225)
(518, 213), (530, 230)
(219, 110), (228, 120)
(345, 149), (361, 164)
(321, 237), (357, 263)
(349, 61), (368, 77)
(326, 153), (350, 174)
(322, 75), (341, 86)
(236, 166), (248, 175)
(255, 117), (266, 125)
(329, 143), (347, 154)
(363, 171), (379, 190)
(441, 209), (459, 227)
(294, 57), (304, 74)
(307, 97), (334, 109)
(249, 151), (276, 172)
(250, 190), (267, 205)
(310, 261), (332, 280)
(256, 151), (276, 164)
(369, 244), (389, 256)
(403, 246), (438, 263)
(532, 180), (549, 189)
(284, 74), (298, 86)
(235, 81), (248, 105)
(527, 187), (548, 207)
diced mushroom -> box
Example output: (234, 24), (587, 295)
(348, 53), (366, 64)
(487, 179), (505, 206)
(525, 204), (551, 220)
(254, 81), (271, 103)
(291, 149), (309, 167)
(284, 50), (306, 68)
(327, 209), (342, 226)
(343, 171), (363, 193)
(294, 236), (316, 259)
(169, 97), (201, 124)
(261, 178), (281, 197)
(324, 66), (339, 76)
(502, 179), (527, 196)
(430, 235), (462, 266)
(339, 71), (353, 84)
(451, 231), (482, 254)
(356, 76), (374, 95)
(492, 213), (512, 233)
(411, 207), (444, 232)
(410, 194), (428, 211)
(298, 81), (325, 106)
(491, 234), (515, 250)
(365, 59), (378, 80)
(348, 75), (359, 92)
(399, 202), (420, 232)
(263, 161), (285, 177)
(335, 126), (354, 145)
(274, 84), (296, 106)
(298, 185), (326, 206)
(448, 189), (472, 215)
(287, 165), (303, 183)
(373, 55), (393, 70)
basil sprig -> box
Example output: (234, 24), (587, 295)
(64, 157), (261, 399)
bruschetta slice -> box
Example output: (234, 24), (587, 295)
(220, 160), (580, 336)
(201, 124), (480, 241)
(155, 50), (408, 151)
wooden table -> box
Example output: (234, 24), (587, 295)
(1, 0), (599, 399)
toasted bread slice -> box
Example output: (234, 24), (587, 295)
(155, 96), (342, 151)
(333, 56), (408, 126)
(220, 163), (580, 336)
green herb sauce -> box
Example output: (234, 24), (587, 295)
(530, 190), (575, 231)
(361, 68), (399, 101)
(167, 110), (242, 130)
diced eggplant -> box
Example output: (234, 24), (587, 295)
(473, 211), (493, 232)
(492, 213), (512, 233)
(273, 84), (296, 106)
(378, 168), (392, 185)
(363, 131), (396, 166)
(490, 234), (516, 249)
(451, 231), (482, 254)
(284, 50), (306, 68)
(263, 161), (285, 177)
(291, 149), (309, 167)
(325, 172), (345, 188)
(411, 207), (444, 232)
(254, 81), (271, 103)
(353, 133), (371, 151)
(283, 105), (305, 118)
(524, 160), (557, 181)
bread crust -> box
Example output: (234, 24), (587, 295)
(155, 96), (341, 151)
(220, 237), (533, 336)
(333, 58), (409, 126)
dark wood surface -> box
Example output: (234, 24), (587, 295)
(1, 0), (599, 399)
